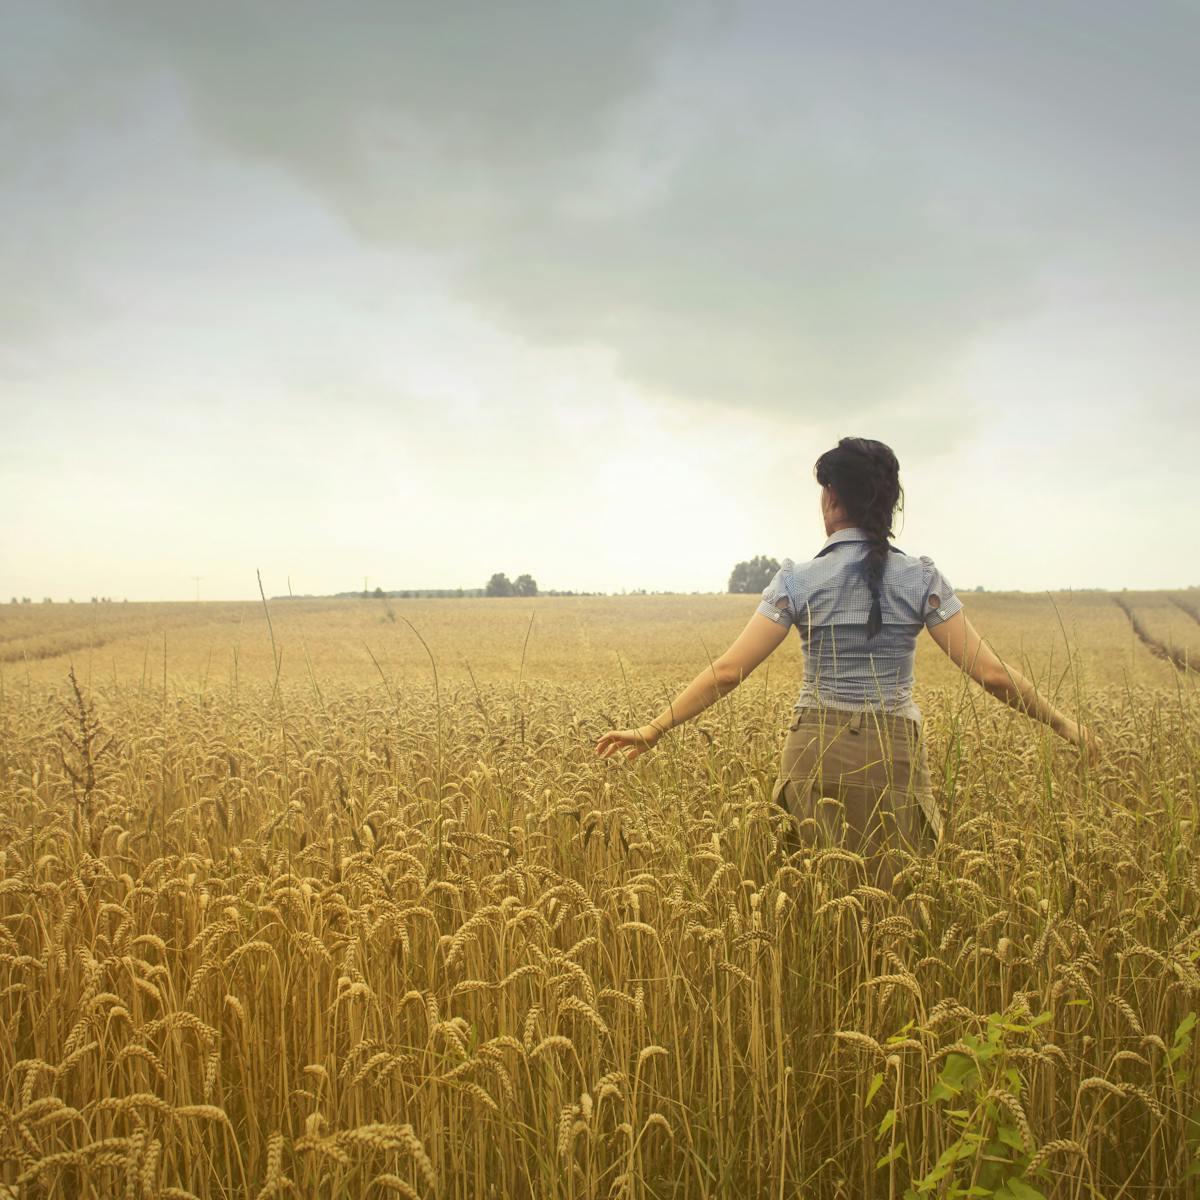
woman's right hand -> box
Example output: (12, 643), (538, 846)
(595, 724), (663, 762)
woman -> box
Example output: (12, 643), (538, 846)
(595, 436), (1097, 887)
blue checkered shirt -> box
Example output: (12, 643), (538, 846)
(755, 527), (963, 722)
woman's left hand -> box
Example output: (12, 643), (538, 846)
(1072, 721), (1104, 764)
(595, 725), (662, 761)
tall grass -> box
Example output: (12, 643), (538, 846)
(0, 627), (1197, 1197)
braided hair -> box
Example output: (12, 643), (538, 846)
(813, 437), (904, 639)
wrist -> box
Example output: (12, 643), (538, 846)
(645, 720), (668, 741)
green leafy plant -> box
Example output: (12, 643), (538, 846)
(1167, 1012), (1200, 1186)
(904, 1008), (1053, 1200)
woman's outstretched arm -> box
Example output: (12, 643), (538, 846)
(927, 610), (1098, 756)
(595, 611), (791, 761)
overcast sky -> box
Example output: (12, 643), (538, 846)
(2, 1), (1196, 600)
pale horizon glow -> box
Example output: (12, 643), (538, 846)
(2, 2), (1197, 601)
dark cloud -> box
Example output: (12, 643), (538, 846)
(95, 0), (693, 240)
(459, 125), (1049, 415)
(5, 0), (1198, 431)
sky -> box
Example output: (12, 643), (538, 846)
(2, 0), (1197, 601)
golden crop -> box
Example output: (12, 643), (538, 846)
(0, 592), (1197, 1197)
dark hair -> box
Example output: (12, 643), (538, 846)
(813, 437), (903, 639)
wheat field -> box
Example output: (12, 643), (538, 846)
(1, 591), (1197, 1198)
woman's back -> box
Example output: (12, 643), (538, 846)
(756, 527), (961, 721)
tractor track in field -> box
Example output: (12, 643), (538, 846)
(0, 634), (116, 665)
(1167, 594), (1200, 628)
(1112, 594), (1198, 674)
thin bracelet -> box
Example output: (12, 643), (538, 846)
(648, 720), (668, 738)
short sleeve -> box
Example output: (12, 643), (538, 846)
(755, 558), (796, 631)
(919, 555), (963, 628)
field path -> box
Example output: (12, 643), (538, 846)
(1113, 594), (1199, 673)
(1168, 593), (1200, 627)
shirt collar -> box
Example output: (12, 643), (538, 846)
(816, 526), (871, 556)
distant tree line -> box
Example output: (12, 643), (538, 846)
(9, 596), (119, 604)
(276, 573), (613, 601)
(355, 586), (475, 599)
(264, 560), (1200, 605)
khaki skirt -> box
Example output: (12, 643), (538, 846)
(770, 704), (943, 886)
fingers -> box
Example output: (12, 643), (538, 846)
(595, 731), (626, 758)
(1077, 729), (1103, 765)
(594, 730), (645, 761)
(597, 743), (639, 760)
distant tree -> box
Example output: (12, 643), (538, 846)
(728, 555), (780, 594)
(514, 574), (538, 597)
(373, 586), (384, 598)
(9, 597), (15, 605)
(486, 572), (515, 597)
(43, 597), (52, 604)
(21, 597), (31, 605)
